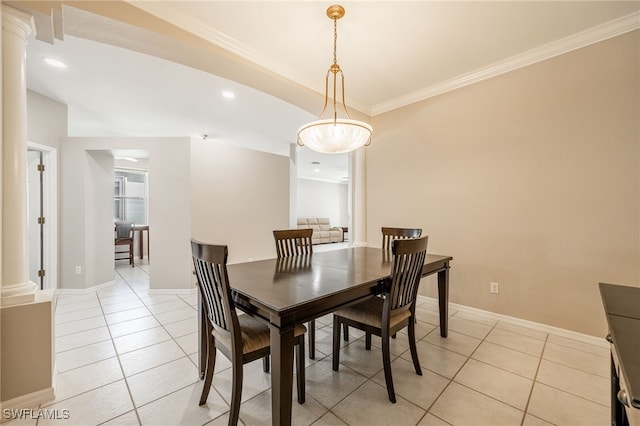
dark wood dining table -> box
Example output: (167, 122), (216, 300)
(198, 246), (452, 425)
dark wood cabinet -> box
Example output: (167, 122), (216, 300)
(600, 283), (640, 426)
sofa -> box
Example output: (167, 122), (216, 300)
(297, 218), (344, 244)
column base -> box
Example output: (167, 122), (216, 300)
(1, 281), (37, 307)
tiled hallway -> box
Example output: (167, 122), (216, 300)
(13, 259), (611, 425)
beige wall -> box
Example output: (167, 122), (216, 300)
(59, 141), (88, 290)
(148, 139), (191, 290)
(366, 31), (640, 337)
(85, 151), (114, 290)
(191, 140), (290, 264)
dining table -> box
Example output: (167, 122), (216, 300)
(197, 246), (452, 425)
(132, 224), (149, 260)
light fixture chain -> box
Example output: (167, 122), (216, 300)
(333, 17), (338, 66)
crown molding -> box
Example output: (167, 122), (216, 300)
(128, 1), (294, 82)
(372, 11), (639, 116)
(129, 3), (638, 118)
(128, 1), (371, 116)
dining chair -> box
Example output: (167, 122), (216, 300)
(273, 228), (313, 257)
(382, 226), (423, 334)
(272, 228), (317, 359)
(342, 226), (423, 342)
(114, 222), (135, 267)
(332, 236), (428, 403)
(381, 226), (422, 251)
(191, 240), (306, 424)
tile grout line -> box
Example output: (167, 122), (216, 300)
(520, 333), (550, 426)
(421, 312), (501, 424)
(424, 311), (564, 423)
(113, 264), (233, 420)
(456, 313), (558, 422)
(95, 267), (145, 426)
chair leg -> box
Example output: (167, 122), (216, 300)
(296, 337), (305, 404)
(263, 355), (270, 373)
(129, 242), (134, 267)
(229, 359), (243, 425)
(343, 324), (349, 341)
(381, 333), (396, 403)
(407, 317), (422, 376)
(308, 319), (315, 360)
(365, 332), (372, 350)
(332, 315), (341, 371)
(199, 337), (216, 405)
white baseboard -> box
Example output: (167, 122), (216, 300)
(148, 287), (196, 296)
(56, 281), (196, 296)
(56, 280), (115, 295)
(417, 295), (608, 348)
(350, 242), (370, 248)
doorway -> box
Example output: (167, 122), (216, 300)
(295, 148), (350, 227)
(113, 155), (149, 269)
(27, 143), (57, 290)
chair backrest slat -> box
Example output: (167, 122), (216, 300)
(381, 227), (422, 251)
(273, 229), (313, 258)
(388, 236), (428, 312)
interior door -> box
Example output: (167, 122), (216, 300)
(27, 149), (44, 289)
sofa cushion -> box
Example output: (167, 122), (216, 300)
(317, 218), (331, 231)
(298, 218), (319, 231)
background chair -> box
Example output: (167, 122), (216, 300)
(273, 228), (313, 257)
(342, 226), (423, 342)
(381, 226), (422, 251)
(191, 240), (306, 424)
(114, 222), (135, 267)
(332, 236), (428, 403)
(272, 229), (316, 359)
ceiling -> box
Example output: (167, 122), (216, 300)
(18, 1), (640, 182)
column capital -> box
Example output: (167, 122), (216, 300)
(2, 5), (34, 42)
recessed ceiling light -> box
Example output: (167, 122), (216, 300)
(222, 90), (235, 99)
(43, 57), (67, 68)
(314, 168), (320, 173)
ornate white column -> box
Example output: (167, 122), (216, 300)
(1, 5), (36, 306)
(289, 143), (298, 228)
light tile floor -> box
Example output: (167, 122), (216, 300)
(9, 256), (611, 425)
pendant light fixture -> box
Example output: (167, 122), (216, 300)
(297, 5), (373, 154)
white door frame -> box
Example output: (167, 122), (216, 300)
(27, 142), (58, 291)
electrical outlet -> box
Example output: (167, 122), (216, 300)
(490, 282), (499, 294)
(75, 266), (82, 275)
